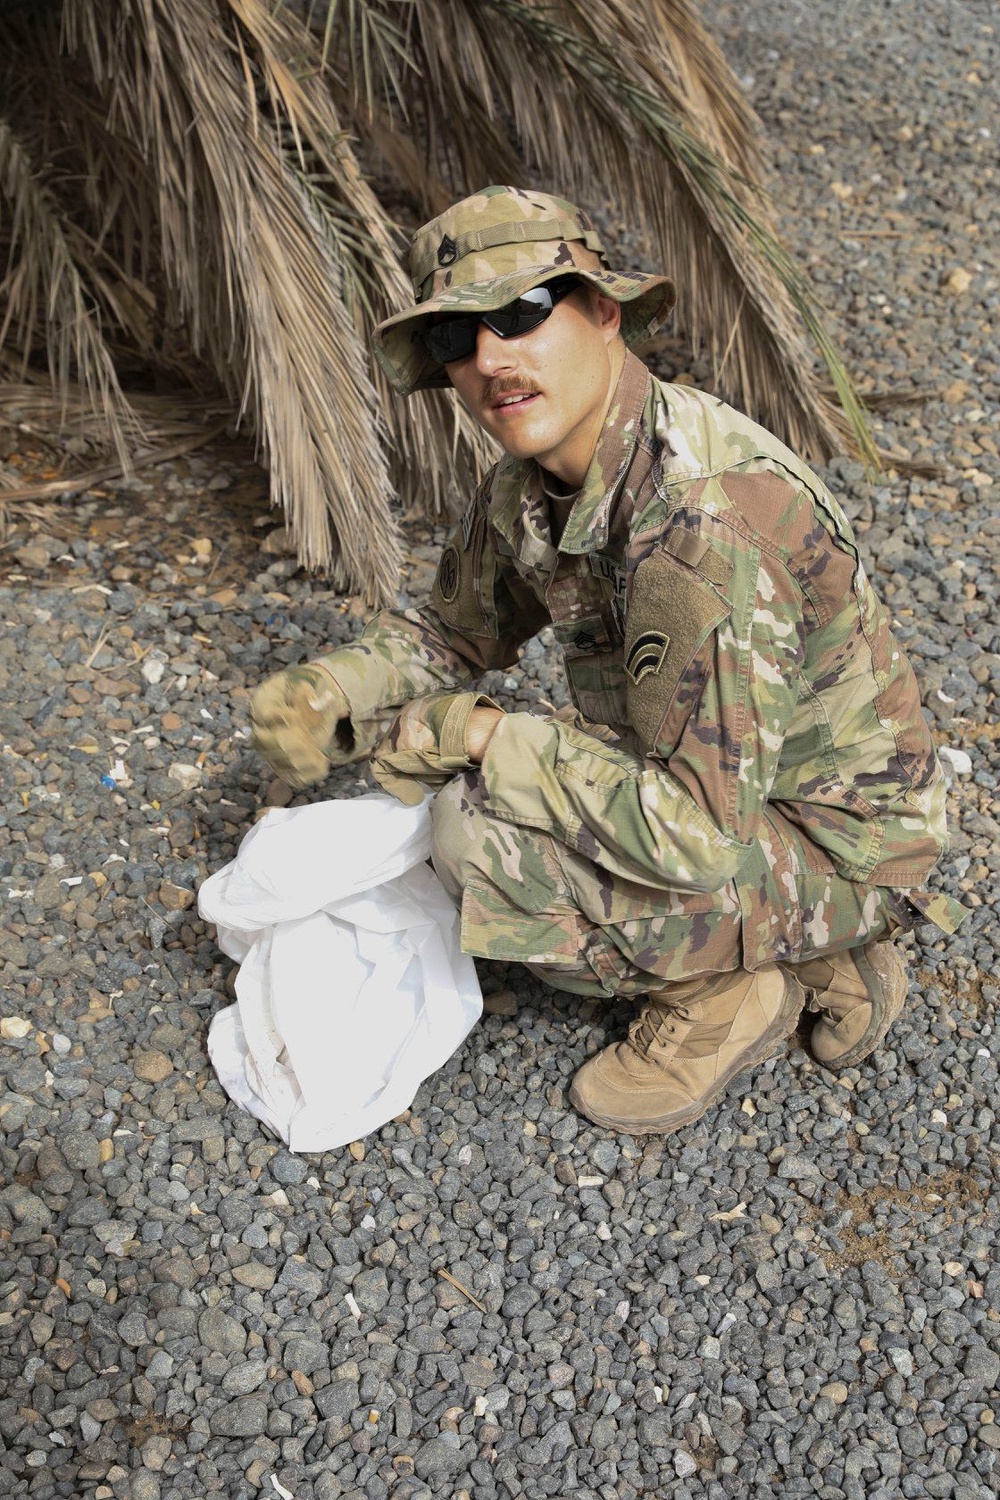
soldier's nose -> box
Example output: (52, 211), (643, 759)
(474, 324), (517, 376)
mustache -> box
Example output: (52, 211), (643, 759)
(482, 375), (537, 405)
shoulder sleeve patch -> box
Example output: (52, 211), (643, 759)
(430, 499), (489, 633)
(625, 630), (671, 684)
(625, 548), (731, 752)
(437, 545), (460, 603)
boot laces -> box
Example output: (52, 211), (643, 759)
(628, 1001), (693, 1056)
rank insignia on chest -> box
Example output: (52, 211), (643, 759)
(625, 630), (671, 684)
(571, 625), (600, 651)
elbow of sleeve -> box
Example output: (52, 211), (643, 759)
(637, 775), (748, 892)
(693, 841), (746, 893)
(648, 821), (748, 894)
(655, 845), (741, 894)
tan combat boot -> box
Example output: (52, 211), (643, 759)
(791, 941), (908, 1069)
(568, 966), (804, 1135)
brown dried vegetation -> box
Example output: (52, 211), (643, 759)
(1, 0), (874, 602)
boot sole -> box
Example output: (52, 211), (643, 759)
(821, 943), (908, 1069)
(568, 974), (805, 1136)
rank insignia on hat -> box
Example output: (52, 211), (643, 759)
(437, 234), (457, 266)
(437, 545), (460, 602)
(625, 630), (671, 684)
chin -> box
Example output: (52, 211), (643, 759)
(489, 423), (559, 462)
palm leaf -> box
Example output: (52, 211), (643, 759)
(2, 0), (877, 611)
(59, 0), (404, 599)
(0, 107), (143, 467)
(216, 0), (496, 519)
(330, 0), (875, 463)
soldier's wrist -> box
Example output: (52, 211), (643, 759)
(466, 705), (504, 763)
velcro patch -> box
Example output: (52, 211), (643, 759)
(625, 630), (671, 684)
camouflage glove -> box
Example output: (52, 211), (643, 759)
(370, 691), (502, 806)
(249, 658), (356, 790)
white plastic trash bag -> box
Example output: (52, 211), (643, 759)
(198, 793), (482, 1152)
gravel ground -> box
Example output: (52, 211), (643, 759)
(1, 2), (999, 1497)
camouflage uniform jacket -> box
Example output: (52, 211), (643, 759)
(331, 352), (959, 923)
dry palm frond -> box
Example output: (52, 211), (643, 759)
(60, 0), (403, 601)
(0, 382), (230, 448)
(37, 68), (200, 382)
(0, 380), (231, 533)
(214, 0), (495, 514)
(0, 113), (143, 468)
(328, 0), (875, 464)
(0, 419), (227, 507)
(2, 0), (876, 608)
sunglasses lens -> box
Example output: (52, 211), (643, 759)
(487, 286), (556, 338)
(421, 317), (479, 364)
(420, 278), (577, 364)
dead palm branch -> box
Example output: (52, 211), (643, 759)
(1, 0), (876, 606)
(324, 0), (873, 461)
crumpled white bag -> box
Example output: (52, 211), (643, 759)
(198, 793), (482, 1152)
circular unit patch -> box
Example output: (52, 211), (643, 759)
(437, 545), (460, 603)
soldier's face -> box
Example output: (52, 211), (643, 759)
(443, 285), (624, 486)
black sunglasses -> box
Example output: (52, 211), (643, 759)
(419, 276), (581, 365)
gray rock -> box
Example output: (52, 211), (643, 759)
(755, 1261), (783, 1293)
(313, 1378), (359, 1422)
(414, 1437), (466, 1478)
(0, 1185), (52, 1232)
(964, 1344), (1000, 1393)
(284, 1337), (330, 1375)
(270, 1149), (308, 1185)
(60, 1130), (102, 1170)
(775, 1152), (822, 1180)
(221, 1360), (269, 1397)
(117, 1307), (150, 1348)
(352, 1268), (389, 1314)
(208, 1397), (269, 1437)
(80, 1412), (102, 1445)
(278, 1258), (324, 1297)
(144, 1352), (174, 1380)
(638, 1410), (672, 1447)
(130, 1470), (162, 1500)
(217, 1195), (254, 1233)
(198, 1307), (247, 1355)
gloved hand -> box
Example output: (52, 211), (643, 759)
(250, 658), (355, 789)
(370, 691), (502, 805)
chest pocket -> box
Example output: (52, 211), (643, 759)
(553, 614), (630, 734)
(625, 548), (732, 756)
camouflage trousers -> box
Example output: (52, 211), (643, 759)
(430, 772), (905, 999)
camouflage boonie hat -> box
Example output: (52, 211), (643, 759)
(373, 185), (676, 395)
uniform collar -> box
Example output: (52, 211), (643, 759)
(490, 350), (653, 561)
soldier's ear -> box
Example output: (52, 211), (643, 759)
(591, 291), (622, 343)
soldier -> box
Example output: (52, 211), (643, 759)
(250, 185), (965, 1135)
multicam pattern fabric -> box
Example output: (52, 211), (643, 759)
(306, 350), (965, 973)
(430, 772), (906, 993)
(369, 689), (499, 805)
(373, 185), (675, 395)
